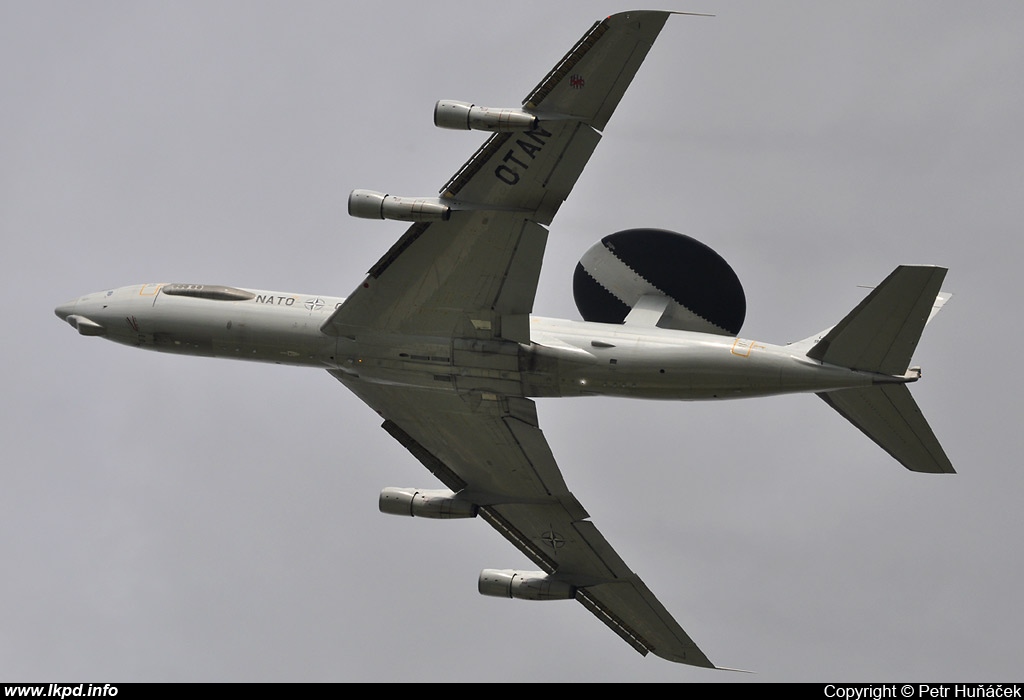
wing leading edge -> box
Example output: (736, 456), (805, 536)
(325, 11), (721, 668)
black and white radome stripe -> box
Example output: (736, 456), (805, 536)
(572, 229), (746, 336)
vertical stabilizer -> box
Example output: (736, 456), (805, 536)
(806, 265), (946, 375)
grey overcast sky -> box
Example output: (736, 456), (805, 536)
(3, 0), (1023, 683)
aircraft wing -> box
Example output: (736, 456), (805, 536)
(322, 10), (672, 344)
(322, 11), (718, 667)
(329, 372), (715, 668)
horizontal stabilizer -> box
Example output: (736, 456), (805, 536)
(818, 385), (954, 474)
(807, 265), (946, 375)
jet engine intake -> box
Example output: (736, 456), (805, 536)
(434, 100), (538, 132)
(348, 190), (451, 222)
(378, 487), (477, 519)
(478, 569), (576, 601)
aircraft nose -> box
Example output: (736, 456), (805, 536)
(54, 299), (77, 321)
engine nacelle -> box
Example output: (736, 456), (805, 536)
(478, 569), (576, 601)
(434, 100), (538, 132)
(378, 487), (477, 519)
(348, 190), (451, 222)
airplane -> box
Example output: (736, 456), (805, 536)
(53, 10), (954, 670)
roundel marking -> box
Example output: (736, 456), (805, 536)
(540, 531), (566, 549)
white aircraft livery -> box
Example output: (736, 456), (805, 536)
(54, 11), (954, 670)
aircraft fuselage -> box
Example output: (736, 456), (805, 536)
(55, 284), (904, 402)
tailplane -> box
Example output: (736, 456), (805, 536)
(818, 385), (954, 473)
(808, 265), (955, 474)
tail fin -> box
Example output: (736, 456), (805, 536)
(810, 265), (955, 474)
(806, 265), (946, 375)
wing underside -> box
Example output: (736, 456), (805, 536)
(322, 11), (671, 343)
(330, 373), (714, 667)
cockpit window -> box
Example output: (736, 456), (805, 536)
(160, 284), (256, 301)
